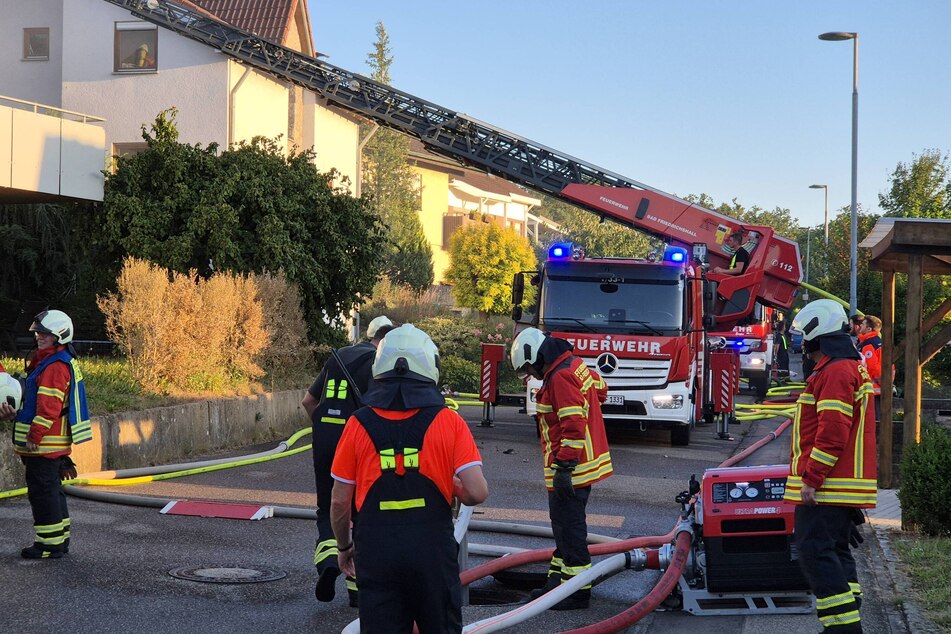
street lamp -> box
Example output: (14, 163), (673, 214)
(818, 31), (858, 316)
(809, 184), (829, 246)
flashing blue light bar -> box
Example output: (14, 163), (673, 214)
(663, 246), (688, 264)
(549, 242), (573, 260)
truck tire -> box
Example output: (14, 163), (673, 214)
(752, 367), (771, 401)
(671, 424), (690, 446)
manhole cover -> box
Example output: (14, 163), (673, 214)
(169, 566), (286, 584)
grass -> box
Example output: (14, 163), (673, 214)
(893, 533), (951, 628)
(2, 355), (313, 416)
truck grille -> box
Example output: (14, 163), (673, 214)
(585, 359), (671, 390)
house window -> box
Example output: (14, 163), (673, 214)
(23, 28), (50, 61)
(113, 143), (149, 158)
(114, 22), (158, 72)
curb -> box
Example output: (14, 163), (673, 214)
(868, 524), (943, 633)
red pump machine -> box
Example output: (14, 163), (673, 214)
(678, 464), (813, 615)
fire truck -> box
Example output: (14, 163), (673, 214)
(101, 0), (803, 446)
(510, 185), (802, 445)
(709, 301), (777, 400)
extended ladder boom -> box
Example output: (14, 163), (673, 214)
(102, 0), (803, 319)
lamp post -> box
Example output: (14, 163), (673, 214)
(819, 31), (858, 316)
(809, 184), (829, 246)
(804, 228), (812, 301)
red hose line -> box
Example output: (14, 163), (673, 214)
(460, 525), (678, 587)
(719, 418), (791, 468)
(560, 531), (692, 634)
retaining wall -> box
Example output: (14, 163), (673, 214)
(0, 389), (308, 491)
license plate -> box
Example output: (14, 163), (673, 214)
(605, 394), (624, 406)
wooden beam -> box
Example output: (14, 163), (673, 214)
(894, 292), (951, 359)
(921, 321), (951, 365)
(879, 271), (895, 488)
(903, 255), (923, 448)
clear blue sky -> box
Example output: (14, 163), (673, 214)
(308, 1), (950, 230)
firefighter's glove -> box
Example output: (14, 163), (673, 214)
(553, 460), (577, 500)
(849, 508), (866, 547)
(60, 456), (78, 481)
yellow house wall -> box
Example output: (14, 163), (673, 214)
(229, 62), (289, 152)
(309, 102), (360, 193)
(415, 166), (451, 283)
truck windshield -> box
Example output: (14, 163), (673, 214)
(540, 262), (685, 335)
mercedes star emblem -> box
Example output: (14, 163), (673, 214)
(596, 353), (618, 375)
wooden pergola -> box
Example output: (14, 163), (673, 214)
(860, 217), (951, 488)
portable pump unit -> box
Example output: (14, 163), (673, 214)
(677, 464), (815, 616)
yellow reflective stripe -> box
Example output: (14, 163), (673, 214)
(320, 416), (347, 424)
(563, 563), (591, 576)
(404, 447), (419, 469)
(581, 376), (594, 392)
(790, 404), (803, 476)
(819, 610), (861, 626)
(810, 447), (838, 467)
(34, 521), (66, 532)
(849, 582), (862, 596)
(561, 439), (586, 449)
(345, 578), (358, 591)
(557, 406), (584, 419)
(326, 379), (336, 399)
(584, 426), (594, 460)
(817, 399), (853, 416)
(32, 416), (55, 429)
(37, 386), (65, 399)
(379, 498), (426, 511)
(816, 590), (855, 609)
(536, 403), (553, 414)
(798, 393), (816, 405)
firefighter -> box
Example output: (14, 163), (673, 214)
(856, 315), (883, 421)
(510, 327), (613, 610)
(774, 319), (790, 377)
(0, 310), (92, 559)
(788, 299), (877, 633)
(330, 324), (487, 633)
(303, 315), (394, 606)
(712, 231), (750, 275)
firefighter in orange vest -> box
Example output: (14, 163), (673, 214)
(0, 310), (92, 559)
(330, 324), (488, 633)
(856, 315), (884, 421)
(510, 327), (613, 611)
(788, 300), (877, 633)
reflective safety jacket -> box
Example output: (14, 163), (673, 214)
(311, 341), (375, 426)
(535, 351), (613, 489)
(857, 331), (883, 395)
(14, 346), (92, 457)
(784, 356), (877, 507)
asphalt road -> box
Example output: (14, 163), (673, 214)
(0, 358), (898, 633)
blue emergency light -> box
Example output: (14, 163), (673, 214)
(549, 242), (573, 260)
(663, 246), (688, 263)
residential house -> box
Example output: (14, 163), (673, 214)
(407, 139), (544, 283)
(0, 0), (364, 191)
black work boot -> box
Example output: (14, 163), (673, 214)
(528, 575), (562, 601)
(550, 589), (591, 611)
(21, 543), (64, 560)
(314, 566), (340, 602)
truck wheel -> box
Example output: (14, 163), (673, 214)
(671, 424), (690, 446)
(752, 367), (771, 400)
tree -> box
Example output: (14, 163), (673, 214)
(362, 22), (434, 292)
(97, 109), (386, 343)
(879, 149), (951, 219)
(445, 222), (536, 315)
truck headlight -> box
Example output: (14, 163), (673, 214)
(749, 357), (765, 366)
(652, 394), (684, 409)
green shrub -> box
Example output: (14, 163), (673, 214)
(899, 424), (951, 536)
(416, 317), (482, 360)
(440, 355), (480, 393)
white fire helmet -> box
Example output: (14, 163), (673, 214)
(30, 309), (74, 344)
(366, 315), (393, 339)
(0, 372), (22, 410)
(372, 324), (440, 384)
(792, 299), (849, 342)
(510, 327), (547, 379)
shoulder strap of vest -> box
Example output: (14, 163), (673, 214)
(354, 405), (443, 452)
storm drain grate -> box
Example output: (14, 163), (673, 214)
(169, 566), (286, 584)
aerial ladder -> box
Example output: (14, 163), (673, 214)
(101, 0), (803, 330)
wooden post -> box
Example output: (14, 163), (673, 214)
(879, 271), (895, 488)
(903, 255), (923, 449)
